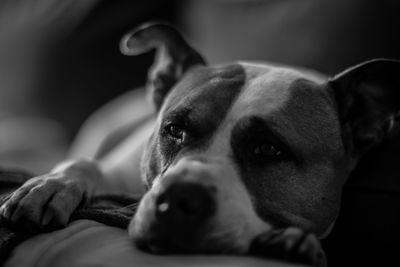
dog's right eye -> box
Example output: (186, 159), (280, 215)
(253, 142), (282, 159)
(165, 123), (186, 142)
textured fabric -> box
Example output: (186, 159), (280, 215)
(0, 167), (140, 265)
(0, 168), (35, 264)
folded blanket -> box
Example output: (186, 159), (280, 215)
(0, 168), (140, 265)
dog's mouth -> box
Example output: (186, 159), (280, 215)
(132, 222), (235, 255)
(131, 218), (244, 255)
(133, 230), (196, 254)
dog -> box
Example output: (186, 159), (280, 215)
(1, 22), (400, 267)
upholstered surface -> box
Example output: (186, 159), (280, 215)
(6, 220), (305, 267)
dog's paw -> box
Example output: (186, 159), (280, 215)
(0, 160), (98, 231)
(249, 227), (327, 267)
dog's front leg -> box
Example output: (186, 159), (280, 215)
(0, 159), (102, 230)
(249, 227), (327, 267)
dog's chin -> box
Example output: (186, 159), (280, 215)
(129, 218), (247, 255)
(133, 235), (245, 255)
(133, 235), (241, 255)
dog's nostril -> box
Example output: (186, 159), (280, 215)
(155, 183), (215, 222)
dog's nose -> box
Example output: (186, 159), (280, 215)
(155, 182), (216, 224)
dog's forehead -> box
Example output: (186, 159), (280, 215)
(164, 61), (327, 113)
(230, 62), (331, 123)
(162, 62), (343, 156)
(235, 61), (327, 109)
(230, 62), (343, 157)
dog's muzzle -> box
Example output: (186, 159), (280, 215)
(129, 159), (222, 253)
(129, 157), (269, 254)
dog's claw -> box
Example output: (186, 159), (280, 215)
(0, 172), (88, 232)
(249, 227), (327, 267)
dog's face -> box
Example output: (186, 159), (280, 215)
(121, 24), (400, 254)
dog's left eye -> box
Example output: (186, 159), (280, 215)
(253, 143), (282, 159)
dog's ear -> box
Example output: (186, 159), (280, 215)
(329, 58), (400, 155)
(120, 22), (206, 110)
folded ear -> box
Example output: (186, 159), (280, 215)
(329, 58), (400, 155)
(120, 22), (206, 110)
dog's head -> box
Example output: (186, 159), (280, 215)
(121, 23), (400, 254)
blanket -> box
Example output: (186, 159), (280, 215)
(0, 168), (140, 265)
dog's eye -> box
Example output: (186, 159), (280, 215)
(166, 124), (186, 141)
(253, 143), (282, 159)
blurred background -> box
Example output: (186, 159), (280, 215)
(0, 0), (400, 265)
(1, 0), (400, 173)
